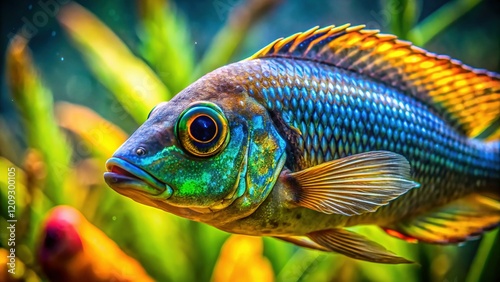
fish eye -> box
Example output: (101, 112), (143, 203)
(175, 102), (229, 157)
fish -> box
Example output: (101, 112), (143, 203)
(37, 206), (154, 282)
(104, 24), (500, 264)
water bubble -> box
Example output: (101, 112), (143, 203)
(112, 216), (117, 221)
(60, 57), (64, 61)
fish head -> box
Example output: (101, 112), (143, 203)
(104, 69), (287, 219)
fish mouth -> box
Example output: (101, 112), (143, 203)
(104, 157), (172, 198)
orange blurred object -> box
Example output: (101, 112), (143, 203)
(37, 206), (154, 282)
(55, 102), (129, 159)
(212, 235), (274, 282)
(0, 249), (23, 282)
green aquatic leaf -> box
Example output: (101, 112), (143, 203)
(58, 2), (170, 123)
(275, 247), (330, 282)
(137, 0), (195, 95)
(384, 0), (422, 38)
(193, 0), (282, 79)
(6, 36), (72, 205)
(466, 229), (500, 282)
(407, 0), (482, 46)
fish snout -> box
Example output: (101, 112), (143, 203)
(104, 157), (174, 199)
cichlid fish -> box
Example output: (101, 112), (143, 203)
(104, 24), (500, 263)
(37, 206), (154, 282)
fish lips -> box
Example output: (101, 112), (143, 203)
(104, 157), (173, 199)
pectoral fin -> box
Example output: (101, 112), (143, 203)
(383, 193), (500, 244)
(306, 228), (413, 264)
(285, 151), (419, 215)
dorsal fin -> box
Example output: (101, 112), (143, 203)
(248, 24), (500, 139)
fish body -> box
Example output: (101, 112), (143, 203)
(203, 58), (499, 232)
(105, 25), (500, 263)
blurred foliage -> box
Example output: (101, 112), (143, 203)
(6, 37), (71, 206)
(0, 0), (499, 281)
(406, 0), (482, 46)
(192, 0), (282, 79)
(57, 3), (170, 123)
(212, 235), (274, 282)
(137, 0), (195, 94)
(37, 206), (156, 282)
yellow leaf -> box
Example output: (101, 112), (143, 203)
(212, 235), (274, 282)
(55, 102), (128, 159)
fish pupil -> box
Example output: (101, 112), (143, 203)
(191, 115), (216, 142)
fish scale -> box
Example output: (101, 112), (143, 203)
(240, 57), (498, 219)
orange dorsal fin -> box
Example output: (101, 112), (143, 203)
(248, 24), (500, 139)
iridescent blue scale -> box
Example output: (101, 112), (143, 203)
(238, 58), (499, 215)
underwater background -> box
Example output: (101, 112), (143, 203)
(1, 0), (499, 281)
